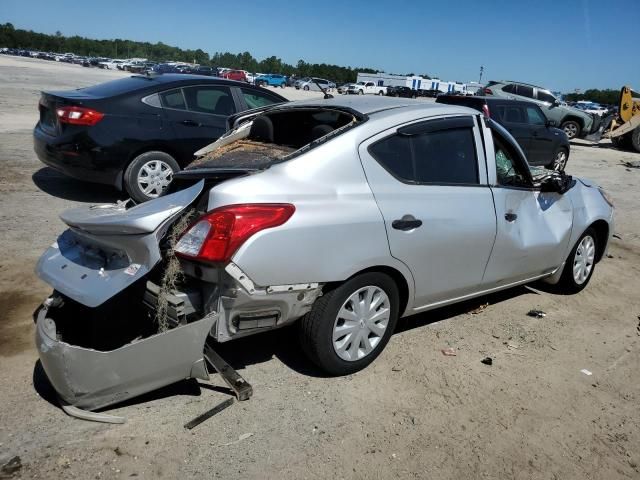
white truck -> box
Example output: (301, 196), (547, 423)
(347, 81), (387, 96)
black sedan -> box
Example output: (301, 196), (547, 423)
(436, 95), (570, 169)
(34, 74), (287, 202)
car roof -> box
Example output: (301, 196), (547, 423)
(270, 96), (476, 117)
(493, 80), (547, 90)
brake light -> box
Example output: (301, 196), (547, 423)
(175, 204), (295, 263)
(482, 104), (490, 118)
(484, 88), (493, 95)
(55, 106), (104, 126)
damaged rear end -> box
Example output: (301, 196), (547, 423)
(34, 180), (225, 412)
(35, 104), (364, 414)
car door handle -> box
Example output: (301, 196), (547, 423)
(392, 215), (422, 231)
(181, 120), (200, 127)
(504, 212), (518, 222)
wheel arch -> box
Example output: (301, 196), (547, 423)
(562, 115), (586, 129)
(588, 219), (609, 263)
(324, 265), (413, 318)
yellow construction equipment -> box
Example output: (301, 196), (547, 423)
(602, 86), (640, 152)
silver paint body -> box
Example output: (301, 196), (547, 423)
(34, 97), (614, 411)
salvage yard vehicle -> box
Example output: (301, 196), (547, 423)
(587, 86), (640, 153)
(436, 95), (570, 169)
(348, 81), (387, 96)
(33, 74), (287, 202)
(34, 97), (614, 416)
(386, 86), (418, 98)
(483, 80), (600, 140)
(254, 73), (288, 88)
(296, 77), (333, 92)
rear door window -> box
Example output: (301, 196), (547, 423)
(368, 118), (479, 185)
(159, 89), (187, 110)
(502, 84), (516, 94)
(412, 128), (478, 184)
(501, 105), (526, 124)
(182, 86), (234, 115)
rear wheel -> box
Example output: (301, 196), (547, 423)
(124, 151), (179, 203)
(554, 228), (597, 294)
(561, 120), (581, 139)
(299, 272), (400, 375)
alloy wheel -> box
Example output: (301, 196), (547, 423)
(573, 235), (595, 285)
(563, 123), (578, 138)
(332, 286), (390, 361)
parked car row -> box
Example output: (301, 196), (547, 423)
(480, 80), (604, 140)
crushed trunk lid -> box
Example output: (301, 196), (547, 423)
(36, 181), (204, 307)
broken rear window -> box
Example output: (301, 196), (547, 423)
(187, 108), (360, 171)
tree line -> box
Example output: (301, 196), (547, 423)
(564, 89), (622, 106)
(0, 22), (378, 83)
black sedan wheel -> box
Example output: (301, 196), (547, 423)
(124, 151), (179, 203)
(550, 147), (569, 170)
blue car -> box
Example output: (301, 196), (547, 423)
(255, 74), (288, 88)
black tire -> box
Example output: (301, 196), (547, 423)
(358, 90), (364, 95)
(298, 272), (400, 375)
(554, 228), (598, 294)
(548, 146), (569, 170)
(281, 82), (286, 89)
(560, 120), (581, 140)
(303, 85), (309, 91)
(631, 127), (640, 153)
(123, 151), (179, 203)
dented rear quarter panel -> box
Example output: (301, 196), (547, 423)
(206, 130), (416, 307)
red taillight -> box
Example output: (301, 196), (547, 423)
(175, 204), (295, 263)
(484, 88), (493, 95)
(55, 106), (104, 126)
(482, 104), (490, 118)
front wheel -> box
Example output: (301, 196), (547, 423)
(549, 146), (569, 170)
(554, 228), (598, 294)
(298, 272), (400, 375)
(561, 120), (581, 139)
(123, 151), (179, 203)
(358, 90), (364, 95)
(303, 85), (309, 91)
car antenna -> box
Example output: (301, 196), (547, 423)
(313, 79), (333, 99)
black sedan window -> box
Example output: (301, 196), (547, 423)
(183, 86), (234, 115)
(159, 89), (187, 110)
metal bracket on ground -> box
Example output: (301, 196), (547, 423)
(203, 343), (254, 401)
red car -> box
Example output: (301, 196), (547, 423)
(222, 69), (247, 82)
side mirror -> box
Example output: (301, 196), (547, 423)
(546, 119), (557, 127)
(552, 100), (560, 107)
(540, 173), (572, 193)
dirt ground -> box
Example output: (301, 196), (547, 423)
(0, 56), (639, 480)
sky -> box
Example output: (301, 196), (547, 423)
(2, 0), (639, 92)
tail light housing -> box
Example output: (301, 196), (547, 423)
(174, 204), (295, 263)
(484, 88), (493, 95)
(482, 104), (491, 118)
(56, 106), (104, 126)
